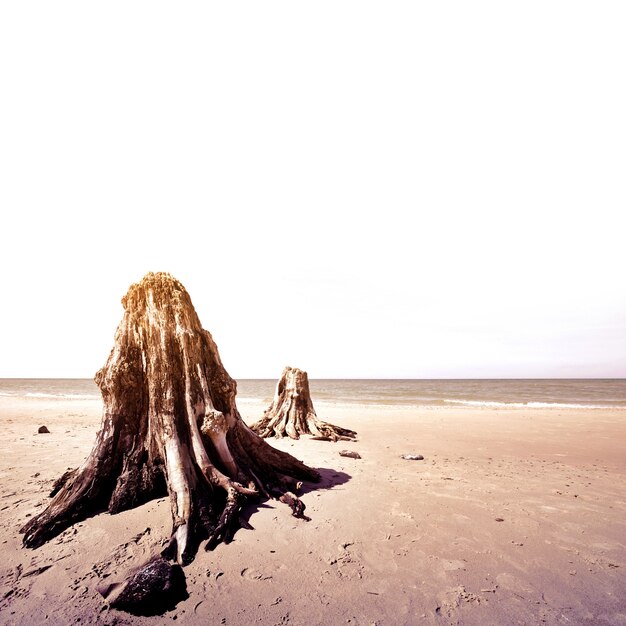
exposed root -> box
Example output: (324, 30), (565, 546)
(49, 468), (78, 497)
(205, 487), (242, 550)
(279, 492), (310, 521)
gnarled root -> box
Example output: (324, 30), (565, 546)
(21, 413), (319, 565)
(306, 420), (358, 442)
(279, 491), (310, 521)
(205, 486), (242, 550)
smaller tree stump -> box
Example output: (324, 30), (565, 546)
(251, 367), (356, 442)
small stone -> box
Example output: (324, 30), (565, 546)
(495, 518), (505, 522)
(38, 426), (50, 434)
(401, 454), (424, 461)
(339, 450), (361, 459)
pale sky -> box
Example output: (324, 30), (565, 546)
(1, 2), (625, 379)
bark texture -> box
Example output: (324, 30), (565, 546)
(21, 273), (319, 564)
(251, 366), (357, 441)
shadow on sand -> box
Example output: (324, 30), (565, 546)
(300, 466), (352, 495)
(239, 467), (351, 528)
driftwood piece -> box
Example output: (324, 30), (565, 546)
(339, 450), (361, 459)
(251, 366), (357, 442)
(20, 273), (320, 567)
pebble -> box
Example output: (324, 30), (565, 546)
(339, 450), (361, 459)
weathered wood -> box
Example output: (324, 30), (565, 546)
(251, 366), (357, 442)
(21, 273), (319, 566)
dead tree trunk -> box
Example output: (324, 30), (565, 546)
(21, 273), (319, 565)
(251, 366), (357, 442)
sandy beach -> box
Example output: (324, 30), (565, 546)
(1, 395), (625, 625)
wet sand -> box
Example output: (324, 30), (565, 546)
(1, 396), (625, 625)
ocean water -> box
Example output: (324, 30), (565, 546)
(0, 378), (625, 410)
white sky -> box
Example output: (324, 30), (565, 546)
(1, 2), (625, 379)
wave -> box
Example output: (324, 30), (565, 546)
(24, 392), (100, 400)
(444, 399), (625, 410)
(2, 382), (623, 410)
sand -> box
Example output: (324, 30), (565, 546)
(1, 395), (625, 625)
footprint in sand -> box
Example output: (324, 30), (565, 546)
(240, 567), (273, 581)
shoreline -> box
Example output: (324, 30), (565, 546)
(3, 393), (626, 411)
(1, 398), (625, 624)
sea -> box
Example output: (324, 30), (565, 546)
(0, 378), (625, 410)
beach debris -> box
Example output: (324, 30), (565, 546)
(339, 450), (361, 459)
(279, 491), (311, 520)
(251, 366), (357, 442)
(401, 454), (424, 461)
(20, 273), (322, 612)
(102, 556), (188, 616)
(37, 425), (50, 434)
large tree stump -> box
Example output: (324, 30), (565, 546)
(251, 366), (357, 442)
(21, 273), (320, 566)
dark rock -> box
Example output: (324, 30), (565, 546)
(401, 454), (424, 460)
(339, 450), (361, 459)
(38, 426), (50, 434)
(107, 556), (187, 616)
